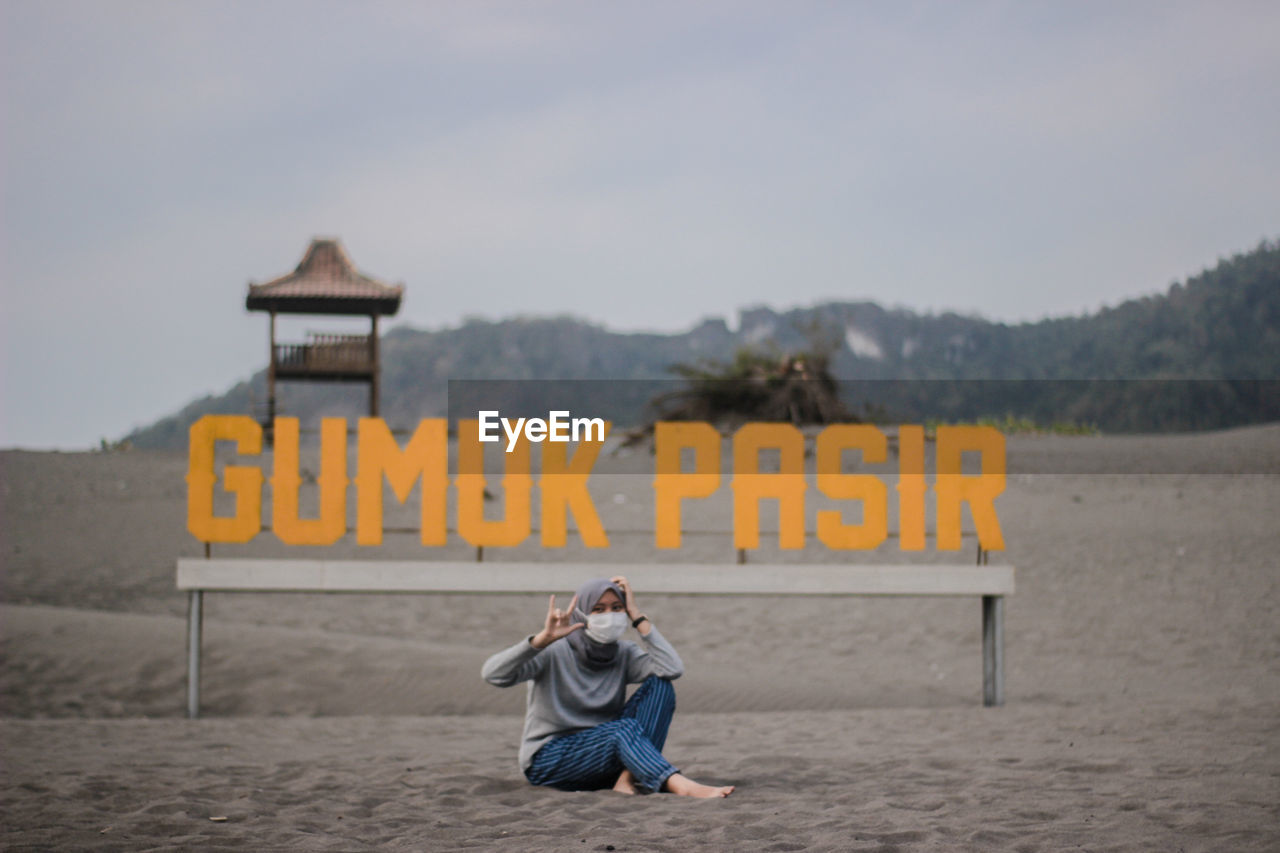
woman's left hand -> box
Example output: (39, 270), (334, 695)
(611, 575), (641, 620)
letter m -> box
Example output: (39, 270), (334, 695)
(356, 418), (448, 546)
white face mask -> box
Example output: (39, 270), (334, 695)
(585, 610), (628, 644)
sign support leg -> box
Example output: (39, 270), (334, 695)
(186, 590), (203, 719)
(982, 594), (1004, 706)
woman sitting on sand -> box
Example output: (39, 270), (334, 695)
(481, 575), (734, 798)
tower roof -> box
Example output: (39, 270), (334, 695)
(246, 238), (403, 315)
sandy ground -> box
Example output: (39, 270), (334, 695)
(1, 425), (1278, 851)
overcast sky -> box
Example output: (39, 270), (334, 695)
(3, 0), (1277, 449)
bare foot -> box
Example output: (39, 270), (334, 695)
(662, 772), (735, 798)
(612, 769), (636, 795)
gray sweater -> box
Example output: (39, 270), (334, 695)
(481, 625), (684, 772)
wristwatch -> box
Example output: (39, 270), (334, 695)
(631, 615), (648, 628)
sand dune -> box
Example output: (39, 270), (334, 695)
(2, 426), (1278, 850)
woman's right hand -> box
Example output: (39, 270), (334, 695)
(531, 594), (584, 649)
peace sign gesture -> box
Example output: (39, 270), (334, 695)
(531, 594), (584, 649)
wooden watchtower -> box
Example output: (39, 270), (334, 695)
(246, 238), (403, 437)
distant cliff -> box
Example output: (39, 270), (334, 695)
(125, 239), (1280, 448)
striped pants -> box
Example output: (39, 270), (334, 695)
(525, 676), (679, 794)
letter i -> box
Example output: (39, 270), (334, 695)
(897, 425), (926, 550)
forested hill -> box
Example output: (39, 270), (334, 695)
(126, 239), (1279, 447)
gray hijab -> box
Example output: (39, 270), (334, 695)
(565, 577), (625, 670)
